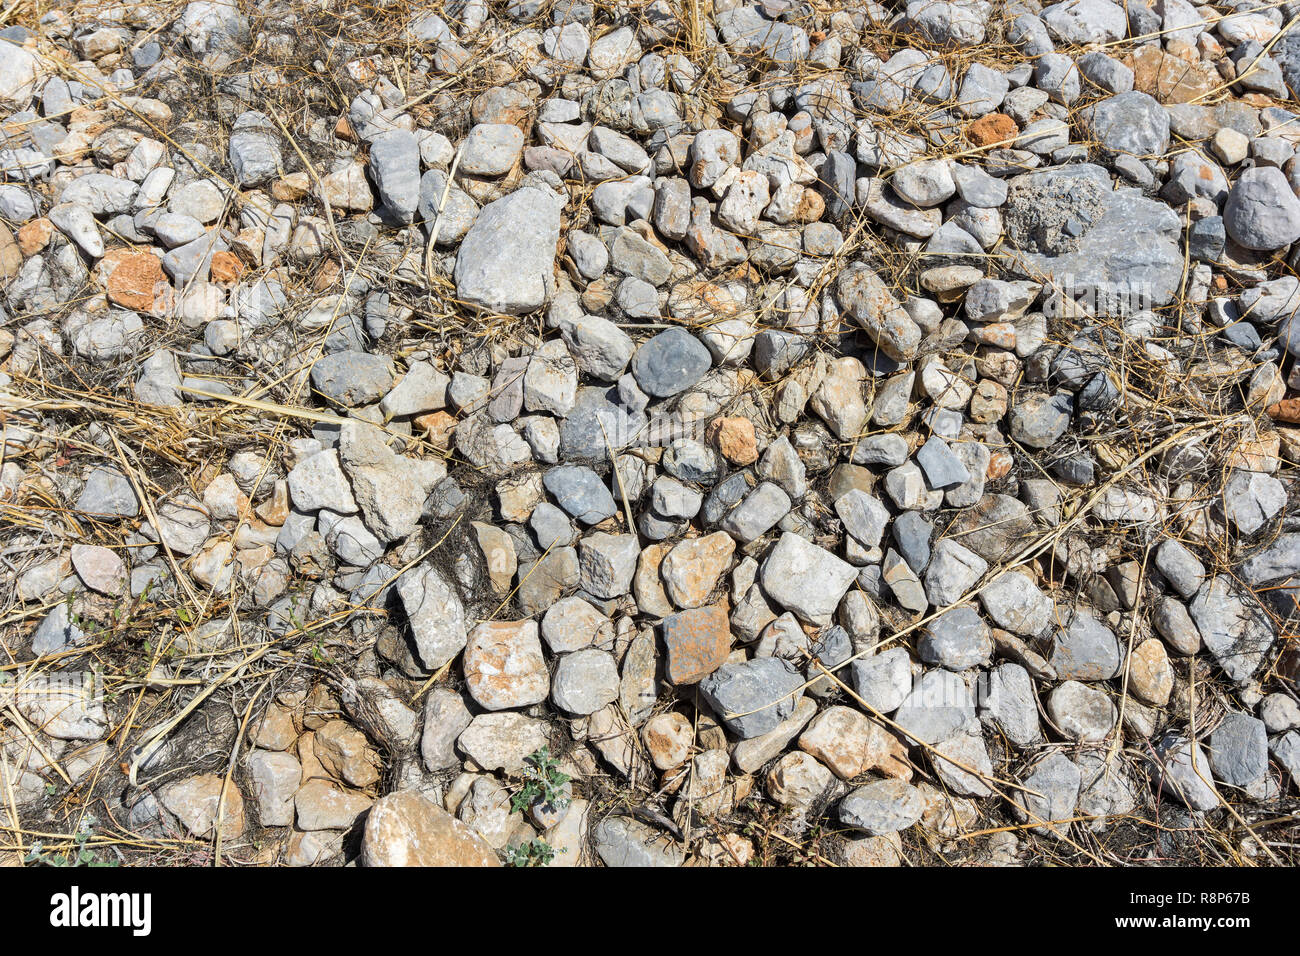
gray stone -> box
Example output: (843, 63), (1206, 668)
(421, 688), (472, 771)
(1012, 752), (1080, 838)
(578, 533), (640, 599)
(631, 327), (712, 398)
(460, 123), (525, 177)
(1188, 576), (1274, 683)
(592, 815), (682, 867)
(32, 604), (85, 656)
(760, 531), (858, 625)
(75, 467), (139, 518)
(1271, 732), (1300, 783)
(228, 111), (281, 186)
(562, 315), (633, 381)
(397, 563), (468, 670)
(850, 647), (913, 715)
(918, 604), (991, 670)
(958, 63), (1008, 117)
(853, 433), (910, 467)
(1009, 392), (1073, 449)
(979, 571), (1054, 636)
(551, 648), (620, 715)
(1155, 539), (1205, 599)
(457, 712), (549, 774)
(1050, 612), (1121, 681)
(369, 129), (421, 224)
(1222, 469), (1286, 535)
(544, 465), (616, 525)
(1005, 164), (1183, 309)
(454, 185), (563, 314)
(977, 663), (1043, 747)
(288, 450), (357, 514)
(839, 779), (924, 835)
(1260, 693), (1300, 734)
(1209, 712), (1268, 789)
(1047, 680), (1116, 742)
(1035, 52), (1080, 105)
(1150, 732), (1220, 811)
(916, 435), (971, 489)
(719, 482), (792, 543)
(894, 668), (976, 745)
(1086, 91), (1168, 156)
(835, 489), (889, 550)
(699, 656), (805, 739)
(311, 351), (395, 407)
(1224, 165), (1300, 252)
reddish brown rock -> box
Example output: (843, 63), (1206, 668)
(1267, 398), (1300, 424)
(966, 113), (1018, 148)
(661, 603), (732, 684)
(209, 249), (244, 284)
(17, 218), (53, 255)
(1127, 45), (1218, 104)
(103, 248), (166, 311)
(707, 415), (759, 465)
(415, 409), (457, 448)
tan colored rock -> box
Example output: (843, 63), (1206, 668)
(158, 773), (245, 839)
(294, 778), (373, 831)
(633, 541), (675, 618)
(661, 531), (735, 609)
(250, 700), (298, 750)
(472, 521), (517, 593)
(798, 705), (912, 781)
(838, 830), (905, 866)
(69, 543), (126, 596)
(17, 218), (53, 255)
(0, 223), (24, 282)
(272, 171), (311, 201)
(1128, 638), (1174, 707)
(642, 711), (694, 771)
(313, 719), (381, 788)
(463, 620), (549, 710)
(362, 790), (501, 866)
(1128, 45), (1218, 104)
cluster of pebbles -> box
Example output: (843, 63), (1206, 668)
(1, 0), (1300, 867)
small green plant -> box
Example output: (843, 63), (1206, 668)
(510, 747), (570, 815)
(504, 838), (560, 867)
(25, 816), (119, 868)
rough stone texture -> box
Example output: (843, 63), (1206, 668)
(454, 185), (563, 313)
(362, 791), (501, 866)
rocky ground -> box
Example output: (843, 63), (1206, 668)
(0, 0), (1299, 869)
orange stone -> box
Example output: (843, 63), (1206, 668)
(335, 116), (358, 142)
(104, 249), (166, 311)
(272, 172), (311, 201)
(706, 415), (759, 465)
(1127, 45), (1218, 104)
(17, 218), (53, 255)
(210, 250), (244, 284)
(661, 603), (732, 685)
(1268, 398), (1300, 424)
(966, 113), (1018, 148)
(987, 450), (1014, 481)
(313, 258), (342, 291)
(415, 410), (457, 448)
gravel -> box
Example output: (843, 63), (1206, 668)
(3, 0), (1297, 870)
